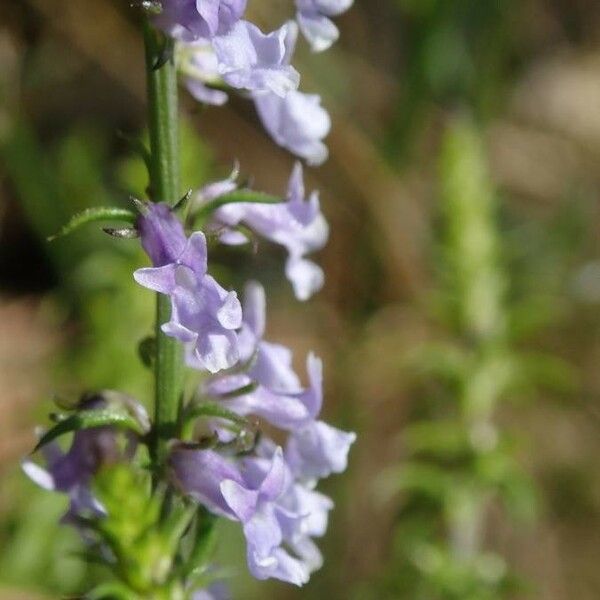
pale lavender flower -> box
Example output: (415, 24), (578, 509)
(179, 40), (229, 106)
(191, 164), (238, 215)
(207, 354), (321, 431)
(22, 395), (149, 522)
(170, 444), (310, 585)
(134, 203), (242, 373)
(212, 21), (300, 96)
(208, 163), (329, 300)
(272, 477), (333, 574)
(169, 446), (244, 519)
(205, 282), (323, 429)
(285, 420), (356, 482)
(155, 0), (247, 42)
(237, 444), (332, 583)
(221, 448), (310, 585)
(296, 0), (353, 52)
(22, 429), (112, 520)
(254, 90), (331, 166)
(200, 278), (356, 482)
(246, 541), (310, 586)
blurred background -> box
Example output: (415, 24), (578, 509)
(1, 0), (600, 598)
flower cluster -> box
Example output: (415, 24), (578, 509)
(171, 0), (351, 165)
(134, 189), (354, 585)
(201, 162), (329, 300)
(23, 392), (150, 526)
(23, 0), (354, 595)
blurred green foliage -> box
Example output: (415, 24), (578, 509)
(367, 118), (573, 600)
(386, 0), (516, 161)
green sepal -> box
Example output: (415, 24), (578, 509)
(47, 207), (137, 241)
(34, 408), (145, 452)
(184, 401), (250, 428)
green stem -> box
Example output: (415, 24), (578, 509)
(143, 20), (183, 474)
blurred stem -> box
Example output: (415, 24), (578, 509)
(143, 20), (183, 477)
(441, 117), (507, 563)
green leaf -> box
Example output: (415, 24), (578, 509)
(194, 189), (283, 223)
(404, 420), (471, 456)
(34, 408), (145, 452)
(396, 463), (452, 499)
(47, 207), (137, 241)
(161, 504), (196, 556)
(408, 341), (469, 382)
(183, 510), (218, 578)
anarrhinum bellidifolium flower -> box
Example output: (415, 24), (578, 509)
(157, 0), (353, 53)
(134, 202), (354, 585)
(295, 0), (354, 52)
(23, 1), (353, 596)
(174, 8), (334, 164)
(201, 162), (329, 300)
(23, 391), (150, 525)
(134, 202), (243, 373)
(155, 0), (248, 41)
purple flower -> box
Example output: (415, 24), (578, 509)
(236, 445), (333, 584)
(296, 0), (353, 52)
(179, 40), (229, 106)
(207, 353), (322, 432)
(22, 429), (112, 519)
(285, 420), (356, 482)
(207, 163), (329, 300)
(274, 480), (333, 574)
(137, 202), (188, 267)
(134, 203), (242, 373)
(170, 444), (311, 585)
(169, 446), (244, 518)
(212, 21), (300, 96)
(22, 395), (148, 522)
(254, 90), (331, 166)
(221, 448), (311, 585)
(205, 282), (323, 429)
(155, 0), (247, 42)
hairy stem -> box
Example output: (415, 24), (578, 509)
(143, 20), (183, 474)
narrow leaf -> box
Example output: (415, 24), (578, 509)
(34, 408), (144, 452)
(162, 505), (196, 555)
(47, 207), (136, 241)
(183, 510), (218, 577)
